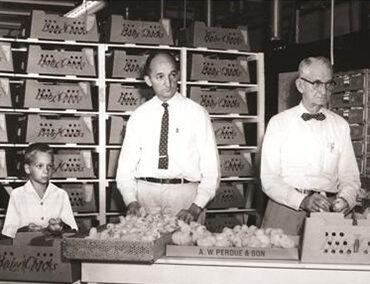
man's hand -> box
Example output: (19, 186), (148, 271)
(126, 201), (141, 216)
(177, 203), (202, 223)
(300, 193), (331, 212)
(332, 197), (350, 214)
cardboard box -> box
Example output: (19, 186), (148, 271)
(107, 149), (120, 178)
(330, 90), (364, 108)
(0, 42), (13, 72)
(0, 232), (80, 283)
(27, 45), (96, 76)
(60, 183), (97, 213)
(109, 15), (173, 45)
(301, 212), (370, 264)
(181, 21), (250, 51)
(212, 120), (246, 145)
(24, 80), (93, 110)
(189, 87), (248, 114)
(111, 50), (148, 79)
(107, 84), (152, 112)
(190, 54), (250, 83)
(0, 78), (12, 107)
(29, 10), (99, 42)
(207, 183), (246, 209)
(219, 152), (253, 177)
(107, 116), (126, 144)
(334, 70), (368, 92)
(52, 150), (96, 178)
(19, 114), (95, 144)
(166, 239), (299, 260)
(332, 107), (364, 124)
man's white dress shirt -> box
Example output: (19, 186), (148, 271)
(2, 181), (78, 238)
(261, 102), (360, 211)
(116, 92), (220, 209)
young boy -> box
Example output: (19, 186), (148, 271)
(1, 143), (78, 238)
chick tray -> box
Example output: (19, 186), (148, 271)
(166, 221), (299, 260)
(62, 211), (177, 263)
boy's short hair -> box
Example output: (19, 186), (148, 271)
(24, 143), (54, 165)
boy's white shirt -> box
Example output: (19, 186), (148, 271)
(2, 180), (78, 238)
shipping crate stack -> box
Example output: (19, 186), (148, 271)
(0, 10), (100, 233)
(182, 21), (264, 232)
(330, 69), (370, 176)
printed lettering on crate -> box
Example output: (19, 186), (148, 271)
(107, 84), (153, 112)
(112, 50), (148, 79)
(0, 232), (80, 282)
(301, 212), (370, 264)
(23, 114), (94, 144)
(219, 152), (253, 177)
(190, 54), (250, 83)
(0, 78), (12, 107)
(189, 87), (248, 114)
(24, 80), (93, 110)
(27, 45), (96, 76)
(182, 21), (250, 51)
(109, 15), (173, 45)
(0, 42), (13, 72)
(212, 120), (246, 145)
(29, 10), (99, 42)
(52, 150), (95, 178)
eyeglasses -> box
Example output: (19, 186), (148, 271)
(300, 77), (336, 91)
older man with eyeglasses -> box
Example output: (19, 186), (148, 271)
(260, 56), (360, 235)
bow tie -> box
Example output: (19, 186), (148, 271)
(301, 112), (326, 121)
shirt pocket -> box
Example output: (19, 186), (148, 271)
(322, 146), (340, 176)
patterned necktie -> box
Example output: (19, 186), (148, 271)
(301, 112), (326, 121)
(158, 102), (169, 169)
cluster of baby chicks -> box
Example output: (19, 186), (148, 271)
(172, 220), (296, 248)
(86, 208), (178, 242)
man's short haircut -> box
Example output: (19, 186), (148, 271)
(24, 143), (54, 165)
(298, 56), (333, 77)
(143, 50), (179, 76)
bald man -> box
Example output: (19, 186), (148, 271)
(116, 51), (220, 223)
(261, 56), (360, 234)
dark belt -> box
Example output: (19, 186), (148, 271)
(138, 177), (191, 184)
(296, 188), (336, 197)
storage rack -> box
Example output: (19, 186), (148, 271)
(0, 36), (265, 230)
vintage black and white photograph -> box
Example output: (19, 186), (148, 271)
(0, 0), (369, 283)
